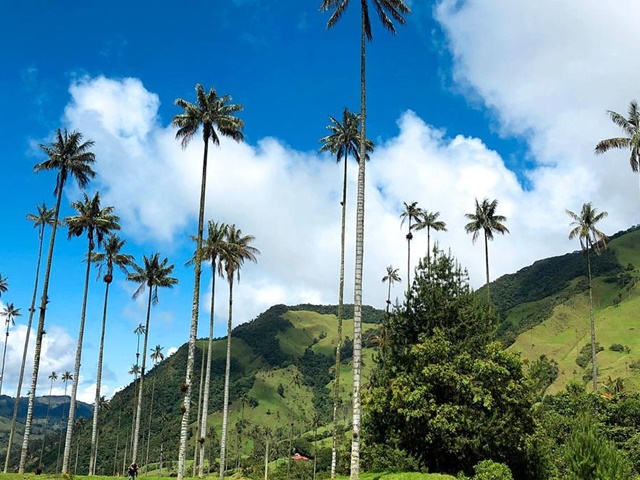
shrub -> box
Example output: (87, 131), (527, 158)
(609, 344), (627, 353)
(472, 460), (514, 480)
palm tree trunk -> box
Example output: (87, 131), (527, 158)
(19, 186), (64, 474)
(57, 380), (70, 473)
(331, 151), (348, 478)
(145, 373), (157, 469)
(219, 279), (234, 479)
(0, 329), (9, 396)
(406, 222), (412, 295)
(427, 227), (431, 266)
(90, 280), (111, 475)
(62, 241), (94, 474)
(113, 407), (122, 475)
(263, 434), (269, 480)
(350, 9), (366, 479)
(587, 249), (598, 390)
(4, 225), (45, 473)
(198, 269), (218, 477)
(178, 136), (210, 480)
(132, 287), (153, 463)
(39, 377), (55, 470)
(193, 346), (206, 476)
(484, 230), (491, 296)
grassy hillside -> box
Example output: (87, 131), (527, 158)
(503, 226), (640, 393)
(3, 304), (383, 475)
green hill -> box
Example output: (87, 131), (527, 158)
(4, 303), (382, 475)
(492, 225), (640, 394)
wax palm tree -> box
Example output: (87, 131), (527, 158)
(4, 203), (56, 473)
(382, 266), (401, 315)
(319, 109), (373, 478)
(130, 323), (145, 456)
(219, 225), (259, 479)
(20, 130), (96, 473)
(61, 192), (120, 474)
(188, 221), (229, 476)
(414, 210), (447, 265)
(464, 198), (510, 295)
(595, 100), (640, 174)
(145, 345), (165, 468)
(173, 84), (244, 480)
(320, 2), (409, 475)
(127, 254), (178, 464)
(0, 303), (21, 395)
(40, 371), (58, 469)
(0, 275), (7, 296)
(567, 202), (608, 390)
(399, 201), (422, 294)
(57, 371), (73, 473)
(88, 235), (134, 475)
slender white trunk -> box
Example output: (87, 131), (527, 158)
(90, 280), (110, 475)
(587, 247), (598, 390)
(219, 279), (234, 479)
(178, 138), (209, 480)
(19, 186), (64, 473)
(132, 287), (153, 463)
(349, 10), (366, 479)
(62, 241), (94, 474)
(198, 268), (217, 476)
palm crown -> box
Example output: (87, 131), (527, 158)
(128, 254), (178, 305)
(91, 234), (135, 280)
(66, 192), (120, 251)
(319, 108), (373, 163)
(1, 304), (21, 328)
(595, 100), (640, 172)
(566, 202), (608, 255)
(220, 225), (260, 283)
(173, 84), (244, 148)
(27, 203), (56, 239)
(35, 129), (96, 197)
(464, 198), (510, 243)
(0, 275), (7, 297)
(321, 0), (410, 40)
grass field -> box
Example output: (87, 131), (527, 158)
(0, 473), (456, 480)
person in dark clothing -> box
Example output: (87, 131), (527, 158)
(128, 462), (138, 480)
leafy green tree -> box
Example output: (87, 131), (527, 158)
(399, 201), (422, 293)
(219, 225), (259, 479)
(0, 303), (21, 395)
(127, 253), (178, 464)
(191, 220), (229, 476)
(563, 414), (631, 479)
(62, 192), (120, 474)
(20, 129), (96, 474)
(319, 108), (372, 478)
(566, 202), (608, 391)
(414, 209), (447, 266)
(464, 197), (510, 294)
(89, 234), (134, 475)
(320, 0), (409, 475)
(595, 100), (640, 173)
(4, 203), (56, 473)
(172, 84), (244, 480)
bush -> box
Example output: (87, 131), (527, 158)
(609, 344), (629, 353)
(472, 460), (514, 480)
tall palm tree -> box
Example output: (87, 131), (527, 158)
(0, 275), (7, 296)
(4, 203), (56, 473)
(219, 225), (259, 479)
(89, 235), (134, 475)
(57, 371), (73, 473)
(172, 84), (244, 480)
(595, 100), (640, 174)
(130, 323), (145, 456)
(20, 129), (96, 474)
(146, 345), (165, 468)
(319, 2), (409, 475)
(62, 192), (120, 474)
(567, 202), (608, 391)
(319, 109), (373, 478)
(40, 371), (58, 470)
(0, 303), (21, 395)
(464, 197), (510, 295)
(189, 221), (229, 477)
(381, 266), (401, 315)
(127, 254), (178, 465)
(399, 201), (422, 294)
(414, 210), (447, 265)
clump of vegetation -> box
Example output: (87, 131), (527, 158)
(576, 342), (604, 369)
(609, 343), (630, 353)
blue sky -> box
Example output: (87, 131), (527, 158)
(1, 0), (640, 402)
